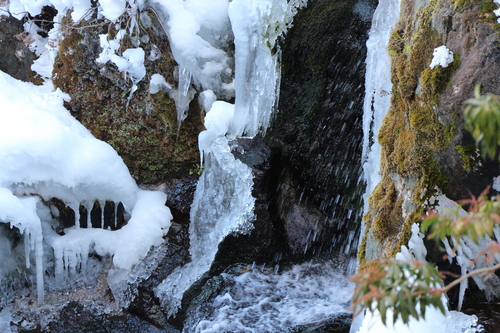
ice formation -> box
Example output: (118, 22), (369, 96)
(354, 224), (480, 333)
(432, 194), (500, 310)
(361, 0), (401, 208)
(0, 65), (171, 304)
(154, 0), (307, 317)
(430, 45), (454, 69)
(1, 0), (306, 315)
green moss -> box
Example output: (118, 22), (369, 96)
(456, 145), (481, 172)
(357, 231), (369, 265)
(421, 53), (461, 101)
(481, 0), (498, 13)
(361, 0), (465, 261)
(452, 0), (475, 8)
(151, 91), (177, 129)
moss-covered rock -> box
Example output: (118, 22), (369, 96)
(52, 12), (204, 184)
(361, 0), (500, 264)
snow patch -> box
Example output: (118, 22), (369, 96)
(430, 45), (454, 69)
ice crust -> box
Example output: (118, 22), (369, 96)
(155, 135), (255, 316)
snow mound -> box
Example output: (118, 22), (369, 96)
(0, 71), (171, 304)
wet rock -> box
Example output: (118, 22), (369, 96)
(0, 16), (35, 82)
(127, 223), (190, 329)
(208, 136), (285, 275)
(266, 0), (375, 258)
(463, 303), (500, 333)
(292, 313), (351, 333)
(16, 301), (179, 333)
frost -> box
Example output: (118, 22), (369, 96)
(430, 45), (454, 69)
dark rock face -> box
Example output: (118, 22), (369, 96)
(0, 16), (35, 82)
(18, 301), (179, 333)
(266, 0), (375, 258)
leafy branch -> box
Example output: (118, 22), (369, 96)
(464, 84), (500, 160)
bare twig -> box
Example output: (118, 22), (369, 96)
(440, 262), (500, 293)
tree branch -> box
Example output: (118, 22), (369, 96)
(440, 262), (500, 293)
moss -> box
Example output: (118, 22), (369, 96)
(357, 229), (369, 265)
(456, 144), (481, 172)
(452, 0), (475, 8)
(361, 0), (465, 262)
(52, 11), (203, 184)
(481, 0), (498, 13)
(151, 91), (177, 129)
(421, 53), (461, 101)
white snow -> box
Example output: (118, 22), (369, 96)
(493, 0), (500, 22)
(149, 73), (172, 94)
(357, 307), (479, 333)
(149, 0), (233, 123)
(493, 175), (500, 192)
(430, 45), (454, 69)
(0, 69), (171, 304)
(96, 31), (146, 97)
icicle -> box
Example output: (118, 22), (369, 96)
(86, 202), (92, 228)
(100, 200), (106, 229)
(53, 242), (64, 284)
(34, 229), (44, 304)
(69, 203), (80, 228)
(175, 66), (193, 130)
(114, 201), (118, 229)
(24, 232), (31, 269)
